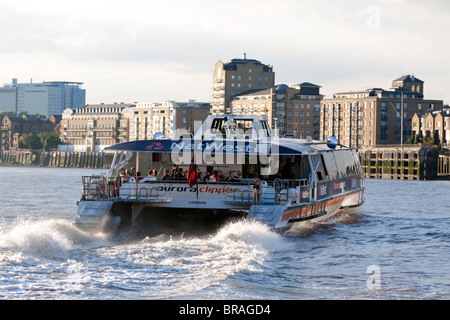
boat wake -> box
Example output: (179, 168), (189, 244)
(0, 218), (110, 262)
(105, 219), (292, 298)
(0, 216), (294, 299)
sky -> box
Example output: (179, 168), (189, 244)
(0, 0), (449, 105)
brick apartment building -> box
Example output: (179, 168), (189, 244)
(321, 75), (443, 148)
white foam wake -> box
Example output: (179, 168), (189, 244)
(212, 219), (291, 251)
(106, 219), (295, 298)
(0, 218), (109, 261)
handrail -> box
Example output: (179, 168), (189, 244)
(81, 173), (364, 205)
(229, 187), (254, 204)
(137, 186), (160, 200)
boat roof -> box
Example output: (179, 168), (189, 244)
(104, 138), (339, 156)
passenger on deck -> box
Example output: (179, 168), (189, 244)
(218, 170), (225, 181)
(203, 171), (213, 182)
(211, 170), (220, 182)
(251, 173), (261, 201)
(120, 170), (130, 182)
(229, 170), (242, 182)
(245, 164), (255, 178)
(175, 168), (187, 180)
(136, 171), (144, 181)
(161, 169), (171, 181)
(171, 164), (178, 179)
(141, 169), (157, 182)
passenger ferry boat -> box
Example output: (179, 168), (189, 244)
(74, 114), (364, 235)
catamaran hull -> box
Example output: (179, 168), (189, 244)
(248, 188), (364, 231)
(74, 191), (364, 236)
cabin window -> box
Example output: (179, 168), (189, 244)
(259, 120), (271, 137)
(234, 119), (254, 135)
(320, 154), (329, 177)
(317, 171), (323, 180)
(211, 119), (224, 134)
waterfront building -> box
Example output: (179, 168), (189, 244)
(130, 100), (210, 140)
(411, 108), (450, 147)
(321, 75), (443, 148)
(0, 78), (85, 116)
(1, 114), (56, 153)
(212, 55), (275, 115)
(231, 82), (323, 138)
(59, 103), (134, 152)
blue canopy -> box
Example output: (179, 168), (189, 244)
(103, 138), (322, 155)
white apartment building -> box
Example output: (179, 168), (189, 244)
(59, 103), (134, 152)
(130, 100), (210, 140)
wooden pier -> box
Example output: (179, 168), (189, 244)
(360, 145), (439, 180)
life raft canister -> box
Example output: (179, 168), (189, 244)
(113, 180), (119, 197)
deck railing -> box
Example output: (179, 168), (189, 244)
(80, 174), (364, 205)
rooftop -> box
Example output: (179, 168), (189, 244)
(222, 58), (273, 72)
(393, 75), (424, 83)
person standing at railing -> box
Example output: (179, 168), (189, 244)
(251, 173), (261, 202)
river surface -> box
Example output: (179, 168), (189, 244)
(0, 166), (448, 300)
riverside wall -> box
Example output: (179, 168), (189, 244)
(0, 150), (114, 169)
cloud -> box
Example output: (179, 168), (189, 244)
(0, 0), (449, 104)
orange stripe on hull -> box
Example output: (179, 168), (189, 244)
(281, 195), (348, 222)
